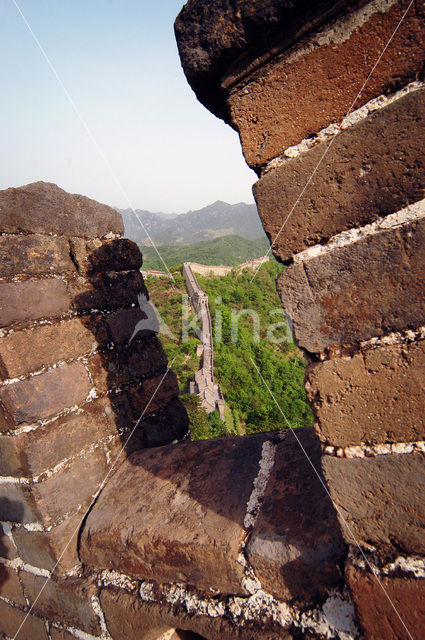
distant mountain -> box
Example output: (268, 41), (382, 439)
(141, 234), (271, 271)
(118, 201), (265, 245)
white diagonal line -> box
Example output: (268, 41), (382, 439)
(250, 356), (414, 640)
(250, 0), (415, 283)
(12, 359), (176, 639)
(10, 0), (175, 283)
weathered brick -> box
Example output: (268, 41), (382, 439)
(226, 2), (425, 169)
(20, 572), (101, 634)
(0, 484), (38, 524)
(69, 237), (142, 274)
(246, 428), (345, 602)
(68, 270), (147, 311)
(346, 562), (425, 640)
(139, 397), (189, 448)
(12, 510), (83, 573)
(0, 181), (123, 237)
(0, 362), (92, 428)
(0, 278), (69, 328)
(105, 306), (147, 344)
(0, 397), (126, 477)
(306, 340), (425, 446)
(127, 370), (179, 418)
(81, 434), (269, 594)
(0, 522), (18, 559)
(0, 234), (75, 277)
(277, 215), (425, 353)
(86, 338), (168, 393)
(323, 452), (425, 556)
(0, 599), (48, 640)
(50, 628), (76, 640)
(0, 565), (26, 605)
(0, 316), (104, 381)
(254, 88), (425, 261)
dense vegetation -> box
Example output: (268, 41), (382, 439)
(146, 261), (312, 439)
(141, 234), (269, 271)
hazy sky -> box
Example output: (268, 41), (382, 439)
(0, 0), (256, 212)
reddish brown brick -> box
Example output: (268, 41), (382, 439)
(0, 483), (38, 524)
(323, 452), (425, 555)
(226, 1), (425, 169)
(0, 362), (92, 428)
(306, 340), (425, 447)
(12, 510), (83, 573)
(20, 572), (101, 634)
(0, 278), (69, 328)
(81, 435), (270, 594)
(0, 316), (104, 381)
(0, 234), (75, 277)
(346, 561), (425, 640)
(69, 237), (142, 274)
(0, 565), (26, 605)
(254, 88), (425, 261)
(128, 370), (179, 418)
(0, 397), (125, 477)
(0, 599), (48, 640)
(277, 215), (425, 353)
(0, 181), (123, 237)
(68, 270), (146, 311)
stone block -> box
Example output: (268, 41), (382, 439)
(0, 278), (69, 328)
(226, 2), (425, 168)
(81, 434), (270, 595)
(246, 428), (345, 602)
(127, 370), (180, 418)
(12, 510), (82, 573)
(139, 397), (189, 448)
(0, 362), (92, 428)
(254, 88), (425, 261)
(346, 562), (425, 640)
(0, 522), (18, 559)
(0, 316), (105, 381)
(0, 234), (75, 277)
(0, 484), (38, 524)
(50, 629), (76, 640)
(69, 237), (143, 274)
(0, 599), (48, 640)
(0, 181), (123, 237)
(0, 397), (124, 477)
(86, 338), (168, 393)
(322, 452), (425, 555)
(306, 340), (425, 446)
(20, 572), (101, 634)
(105, 306), (148, 344)
(0, 565), (26, 605)
(277, 215), (425, 353)
(68, 270), (147, 311)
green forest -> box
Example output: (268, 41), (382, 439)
(141, 234), (270, 271)
(146, 261), (312, 439)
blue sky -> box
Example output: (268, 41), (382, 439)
(0, 0), (256, 212)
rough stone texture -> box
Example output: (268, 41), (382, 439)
(100, 587), (291, 640)
(0, 599), (48, 640)
(0, 181), (123, 237)
(81, 434), (269, 595)
(127, 370), (180, 417)
(68, 270), (146, 311)
(0, 234), (75, 277)
(69, 236), (143, 274)
(175, 0), (363, 123)
(0, 522), (18, 559)
(277, 216), (425, 353)
(0, 564), (26, 605)
(20, 572), (101, 635)
(86, 338), (168, 393)
(0, 278), (70, 328)
(254, 88), (425, 261)
(138, 397), (190, 448)
(227, 0), (425, 169)
(12, 511), (82, 573)
(346, 562), (425, 640)
(50, 629), (76, 640)
(0, 397), (126, 477)
(0, 316), (105, 381)
(0, 484), (37, 524)
(246, 428), (345, 602)
(0, 361), (92, 427)
(306, 339), (425, 446)
(322, 452), (425, 555)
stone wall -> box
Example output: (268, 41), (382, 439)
(175, 0), (425, 638)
